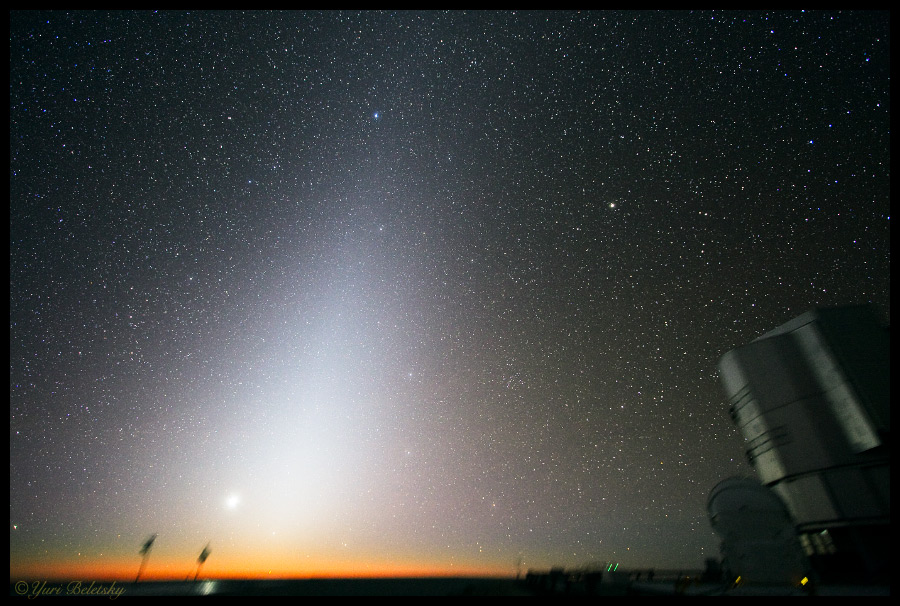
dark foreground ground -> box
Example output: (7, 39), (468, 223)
(13, 578), (538, 598)
(11, 577), (890, 597)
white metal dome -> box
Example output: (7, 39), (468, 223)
(708, 476), (793, 539)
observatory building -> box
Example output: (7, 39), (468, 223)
(707, 476), (810, 585)
(716, 305), (889, 583)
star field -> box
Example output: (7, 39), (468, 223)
(10, 11), (890, 580)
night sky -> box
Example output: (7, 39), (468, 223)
(10, 11), (890, 580)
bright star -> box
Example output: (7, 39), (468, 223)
(225, 494), (240, 510)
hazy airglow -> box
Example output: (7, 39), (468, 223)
(9, 11), (889, 583)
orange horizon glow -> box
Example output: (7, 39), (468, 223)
(11, 557), (514, 583)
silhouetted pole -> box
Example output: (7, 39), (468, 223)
(135, 534), (157, 583)
(193, 543), (211, 582)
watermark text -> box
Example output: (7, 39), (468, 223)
(13, 581), (125, 600)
